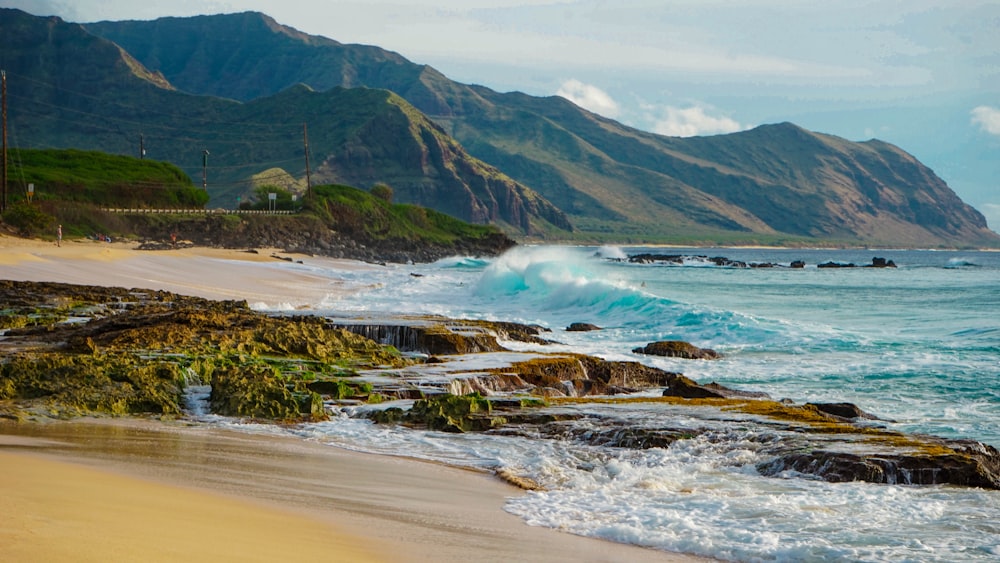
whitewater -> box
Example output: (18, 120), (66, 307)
(219, 245), (999, 561)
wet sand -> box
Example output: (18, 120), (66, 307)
(0, 234), (705, 562)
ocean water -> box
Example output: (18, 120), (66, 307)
(226, 245), (999, 561)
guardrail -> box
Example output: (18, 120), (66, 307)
(102, 208), (298, 215)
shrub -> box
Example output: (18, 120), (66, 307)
(370, 183), (394, 203)
(1, 202), (56, 237)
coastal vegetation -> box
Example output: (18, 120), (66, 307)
(1, 148), (206, 237)
(0, 146), (515, 261)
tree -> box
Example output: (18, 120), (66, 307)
(247, 185), (297, 211)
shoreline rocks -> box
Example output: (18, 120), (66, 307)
(633, 340), (721, 360)
(625, 253), (898, 269)
(2, 278), (997, 490)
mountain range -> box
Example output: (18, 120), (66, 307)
(2, 8), (997, 248)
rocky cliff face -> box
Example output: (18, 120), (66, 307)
(316, 93), (572, 234)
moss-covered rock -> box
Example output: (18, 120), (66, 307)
(208, 363), (325, 420)
(403, 393), (506, 433)
(0, 352), (185, 416)
(0, 280), (406, 420)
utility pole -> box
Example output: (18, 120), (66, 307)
(202, 149), (209, 190)
(303, 122), (312, 199)
(2, 70), (7, 213)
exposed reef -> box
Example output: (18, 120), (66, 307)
(1, 279), (997, 489)
(625, 254), (898, 269)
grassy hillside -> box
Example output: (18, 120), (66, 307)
(0, 146), (513, 260)
(305, 184), (503, 244)
(1, 149), (208, 238)
(4, 148), (206, 207)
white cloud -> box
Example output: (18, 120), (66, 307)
(556, 79), (620, 119)
(652, 106), (746, 137)
(971, 106), (1000, 136)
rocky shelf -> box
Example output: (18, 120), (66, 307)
(1, 279), (996, 489)
(625, 253), (898, 269)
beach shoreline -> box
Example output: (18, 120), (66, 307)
(0, 233), (378, 306)
(0, 418), (702, 562)
(0, 234), (705, 562)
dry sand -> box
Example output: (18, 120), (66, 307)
(0, 234), (377, 306)
(0, 234), (706, 562)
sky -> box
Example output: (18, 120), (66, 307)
(7, 0), (1000, 230)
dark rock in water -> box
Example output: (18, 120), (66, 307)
(626, 253), (785, 268)
(702, 382), (771, 400)
(663, 375), (726, 398)
(818, 257), (897, 269)
(758, 440), (1000, 489)
(494, 355), (680, 397)
(633, 340), (721, 360)
(566, 322), (602, 332)
(710, 256), (748, 268)
(807, 402), (881, 421)
(790, 260), (806, 268)
(628, 253), (685, 264)
(867, 257), (897, 268)
(661, 376), (768, 400)
(330, 316), (553, 355)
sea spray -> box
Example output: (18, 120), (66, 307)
(248, 246), (1000, 562)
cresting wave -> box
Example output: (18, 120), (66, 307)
(232, 245), (1000, 562)
(472, 245), (787, 348)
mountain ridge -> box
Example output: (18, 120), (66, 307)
(3, 8), (997, 247)
(1, 8), (569, 236)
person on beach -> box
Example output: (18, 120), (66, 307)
(57, 224), (62, 247)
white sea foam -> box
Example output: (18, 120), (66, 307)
(210, 246), (1000, 561)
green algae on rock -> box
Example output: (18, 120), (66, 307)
(0, 352), (186, 418)
(0, 280), (407, 421)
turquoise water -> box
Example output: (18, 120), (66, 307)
(234, 246), (1000, 561)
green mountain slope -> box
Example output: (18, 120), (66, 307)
(0, 8), (569, 236)
(5, 8), (998, 247)
(84, 11), (1000, 248)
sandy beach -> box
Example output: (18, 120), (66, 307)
(0, 234), (378, 306)
(0, 234), (703, 562)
